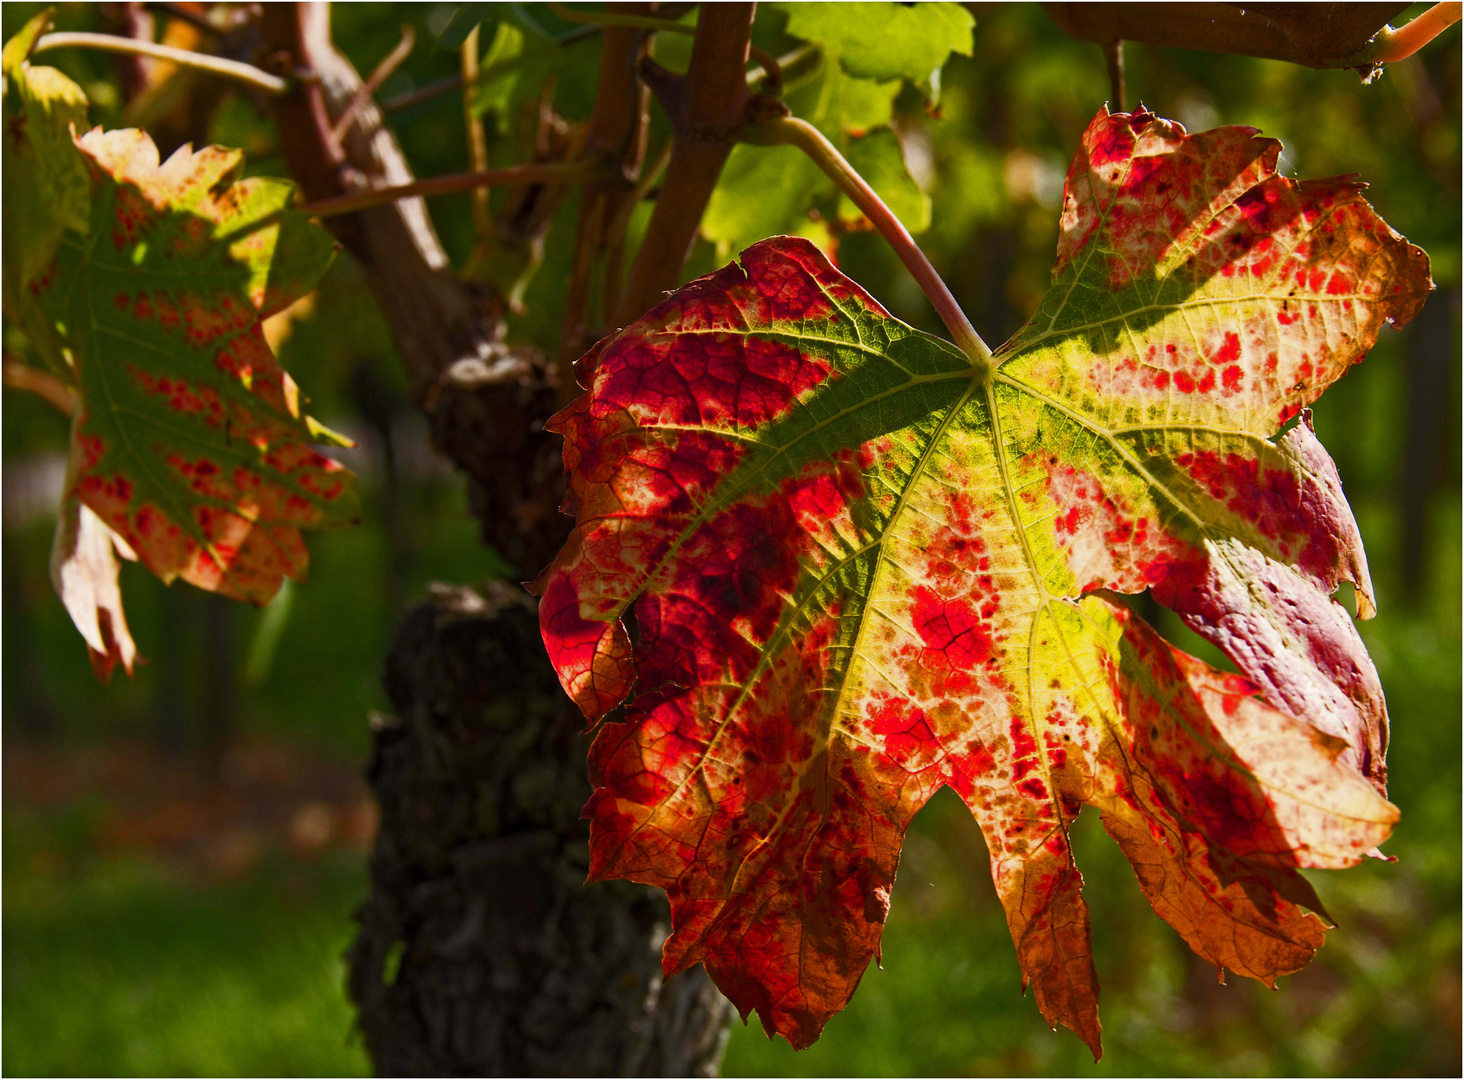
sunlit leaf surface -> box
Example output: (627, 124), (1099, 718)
(32, 129), (359, 615)
(538, 108), (1431, 1054)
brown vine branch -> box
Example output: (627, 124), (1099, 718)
(747, 44), (784, 94)
(301, 161), (597, 218)
(381, 72), (461, 113)
(742, 116), (992, 370)
(603, 138), (673, 258)
(545, 2), (694, 36)
(613, 3), (756, 326)
(330, 24), (415, 143)
(3, 357), (77, 416)
(559, 5), (657, 396)
(1103, 39), (1125, 112)
(32, 31), (286, 94)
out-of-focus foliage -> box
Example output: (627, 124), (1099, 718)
(2, 3), (1457, 1076)
(703, 1), (972, 253)
(2, 9), (90, 369)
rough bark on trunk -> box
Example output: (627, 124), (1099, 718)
(346, 584), (733, 1076)
(258, 6), (736, 1073)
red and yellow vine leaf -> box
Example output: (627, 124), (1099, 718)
(536, 108), (1431, 1054)
(32, 128), (358, 609)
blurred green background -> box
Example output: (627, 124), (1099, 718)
(3, 3), (1459, 1076)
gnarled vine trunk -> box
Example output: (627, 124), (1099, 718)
(257, 4), (742, 1073)
(345, 583), (733, 1076)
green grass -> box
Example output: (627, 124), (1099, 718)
(3, 825), (370, 1078)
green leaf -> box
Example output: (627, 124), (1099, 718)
(435, 3), (500, 51)
(786, 53), (901, 136)
(3, 9), (91, 371)
(469, 20), (560, 131)
(702, 143), (830, 256)
(2, 6), (50, 77)
(32, 128), (358, 620)
(703, 48), (924, 254)
(840, 127), (931, 233)
(777, 1), (974, 85)
(11, 64), (90, 239)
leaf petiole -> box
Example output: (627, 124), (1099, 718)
(1346, 1), (1462, 67)
(741, 115), (993, 375)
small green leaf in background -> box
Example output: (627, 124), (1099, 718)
(3, 10), (91, 280)
(1, 5), (49, 77)
(778, 1), (974, 86)
(841, 127), (930, 232)
(704, 2), (968, 255)
(469, 20), (560, 132)
(434, 3), (500, 52)
(702, 144), (828, 256)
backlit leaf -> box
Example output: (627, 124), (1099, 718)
(840, 127), (931, 235)
(469, 20), (560, 131)
(435, 3), (499, 52)
(777, 1), (975, 86)
(32, 127), (359, 613)
(703, 42), (921, 255)
(2, 10), (90, 368)
(537, 109), (1430, 1053)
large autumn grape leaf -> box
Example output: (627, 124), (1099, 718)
(30, 127), (358, 616)
(535, 108), (1431, 1054)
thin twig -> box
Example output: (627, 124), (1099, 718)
(33, 31), (286, 94)
(743, 116), (992, 370)
(330, 24), (415, 143)
(460, 25), (494, 244)
(3, 357), (77, 416)
(600, 136), (671, 314)
(381, 72), (461, 112)
(302, 161), (598, 218)
(545, 2), (694, 36)
(747, 45), (784, 94)
(1103, 39), (1125, 113)
(604, 138), (673, 253)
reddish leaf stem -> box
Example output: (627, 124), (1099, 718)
(1103, 40), (1125, 113)
(1373, 1), (1462, 62)
(301, 161), (598, 218)
(743, 116), (992, 371)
